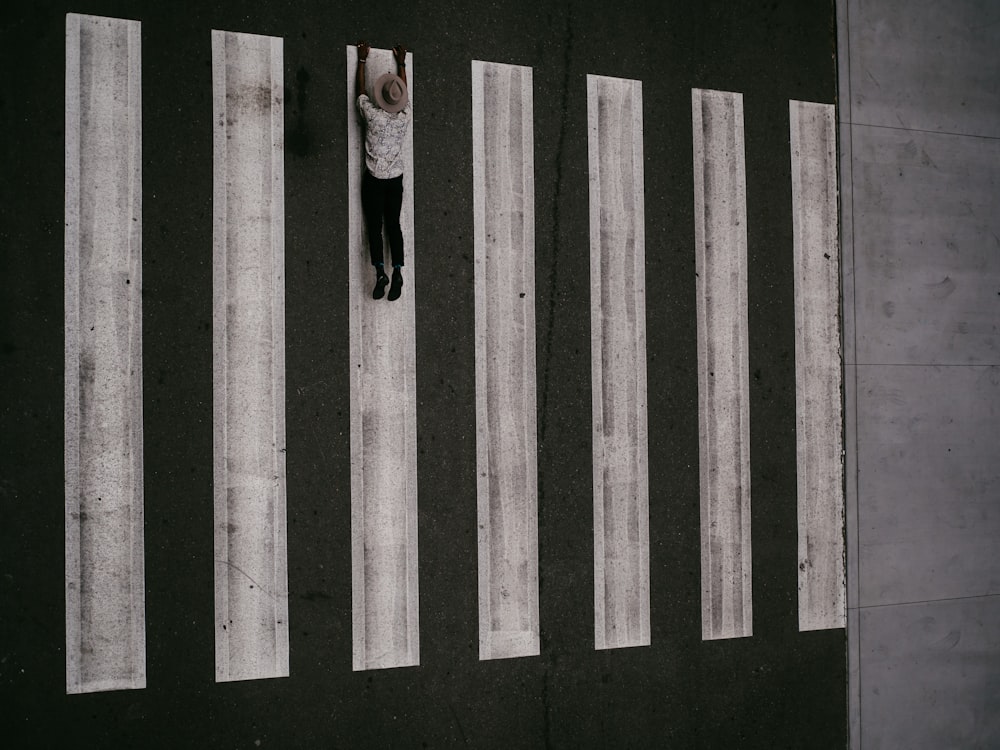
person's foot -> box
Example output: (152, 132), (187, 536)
(373, 270), (389, 299)
(387, 267), (403, 301)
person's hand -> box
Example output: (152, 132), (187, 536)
(357, 40), (370, 61)
(393, 44), (407, 64)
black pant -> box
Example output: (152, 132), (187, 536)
(361, 170), (404, 268)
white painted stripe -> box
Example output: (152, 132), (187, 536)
(790, 100), (845, 632)
(346, 46), (419, 671)
(588, 74), (651, 651)
(472, 60), (540, 661)
(692, 88), (753, 641)
(64, 13), (146, 695)
(212, 30), (289, 682)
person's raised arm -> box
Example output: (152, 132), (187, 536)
(393, 44), (408, 88)
(356, 40), (370, 101)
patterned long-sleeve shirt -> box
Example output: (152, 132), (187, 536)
(357, 94), (411, 179)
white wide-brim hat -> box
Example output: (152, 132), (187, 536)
(373, 73), (408, 114)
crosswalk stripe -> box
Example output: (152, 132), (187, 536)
(789, 100), (846, 632)
(588, 75), (651, 650)
(472, 60), (540, 661)
(346, 46), (420, 671)
(693, 88), (754, 641)
(212, 30), (289, 682)
(64, 13), (146, 694)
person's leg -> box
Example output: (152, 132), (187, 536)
(361, 170), (386, 268)
(383, 175), (404, 268)
(361, 171), (390, 298)
(383, 176), (405, 301)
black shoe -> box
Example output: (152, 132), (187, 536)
(387, 268), (403, 301)
(373, 271), (389, 299)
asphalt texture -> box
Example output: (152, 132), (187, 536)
(0, 0), (844, 746)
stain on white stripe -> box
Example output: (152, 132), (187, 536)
(472, 60), (540, 661)
(212, 30), (289, 682)
(790, 100), (845, 632)
(692, 88), (753, 641)
(346, 46), (419, 671)
(64, 13), (146, 695)
(588, 74), (651, 651)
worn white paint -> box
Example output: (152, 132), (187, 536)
(472, 60), (539, 661)
(212, 30), (289, 682)
(64, 13), (146, 695)
(346, 46), (419, 671)
(790, 100), (845, 632)
(692, 88), (753, 641)
(588, 75), (650, 651)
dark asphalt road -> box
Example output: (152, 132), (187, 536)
(1, 0), (843, 746)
